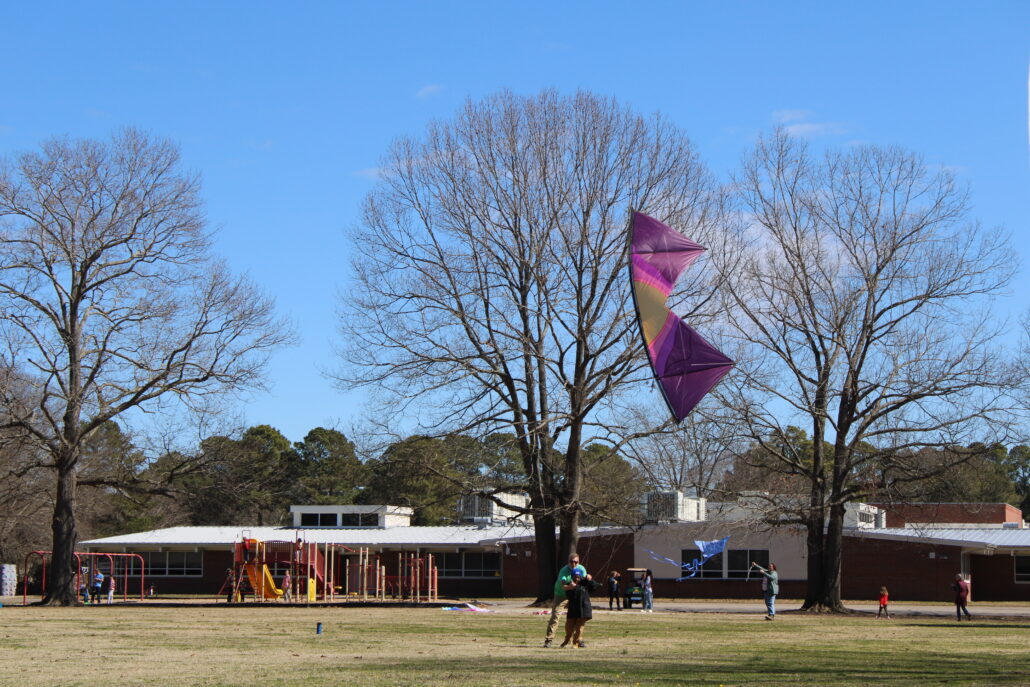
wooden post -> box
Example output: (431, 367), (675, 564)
(361, 548), (367, 601)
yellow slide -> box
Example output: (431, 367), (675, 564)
(244, 563), (283, 600)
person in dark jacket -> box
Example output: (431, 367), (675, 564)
(606, 571), (622, 610)
(952, 574), (972, 621)
(561, 572), (597, 648)
(752, 562), (779, 620)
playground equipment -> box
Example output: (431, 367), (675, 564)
(220, 536), (283, 602)
(218, 534), (438, 603)
(22, 551), (145, 605)
(386, 552), (439, 602)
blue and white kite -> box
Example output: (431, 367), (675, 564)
(647, 536), (729, 581)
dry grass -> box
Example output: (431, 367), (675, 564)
(1, 601), (1028, 686)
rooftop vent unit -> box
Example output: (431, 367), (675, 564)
(642, 491), (706, 523)
(458, 492), (530, 525)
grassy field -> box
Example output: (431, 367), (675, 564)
(1, 602), (1028, 686)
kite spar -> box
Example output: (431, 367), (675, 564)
(628, 211), (734, 421)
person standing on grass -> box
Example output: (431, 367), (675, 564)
(953, 574), (972, 621)
(561, 572), (597, 647)
(106, 574), (116, 604)
(640, 569), (654, 613)
(543, 552), (589, 647)
(92, 570), (104, 604)
(752, 562), (778, 620)
(877, 585), (891, 619)
(606, 571), (621, 611)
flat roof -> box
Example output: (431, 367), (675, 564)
(851, 527), (1030, 550)
(79, 523), (533, 549)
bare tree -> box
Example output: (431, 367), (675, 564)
(622, 402), (740, 497)
(0, 130), (292, 604)
(717, 130), (1023, 611)
(337, 90), (729, 601)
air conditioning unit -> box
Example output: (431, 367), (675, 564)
(643, 491), (706, 523)
(457, 492), (529, 524)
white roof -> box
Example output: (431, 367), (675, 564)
(80, 523), (533, 550)
(853, 527), (1030, 549)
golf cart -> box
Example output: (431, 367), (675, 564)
(623, 567), (647, 609)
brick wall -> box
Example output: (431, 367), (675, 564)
(969, 553), (1030, 601)
(842, 535), (965, 601)
(869, 503), (1023, 527)
(501, 533), (634, 598)
(651, 578), (807, 600)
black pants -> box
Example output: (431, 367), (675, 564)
(608, 590), (621, 609)
(955, 601), (971, 620)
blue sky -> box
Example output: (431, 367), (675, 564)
(2, 1), (1028, 444)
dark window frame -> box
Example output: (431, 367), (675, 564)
(1015, 555), (1030, 584)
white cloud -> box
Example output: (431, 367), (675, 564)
(353, 167), (385, 180)
(772, 109), (811, 124)
(771, 109), (849, 138)
(783, 121), (848, 138)
(416, 84), (444, 100)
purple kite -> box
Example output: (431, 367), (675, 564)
(628, 211), (733, 422)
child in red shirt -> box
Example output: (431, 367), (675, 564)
(877, 585), (891, 619)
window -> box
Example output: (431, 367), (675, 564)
(437, 552), (501, 578)
(145, 551), (167, 576)
(301, 512), (338, 527)
(727, 549), (769, 579)
(117, 551), (202, 577)
(682, 549), (723, 578)
(1016, 556), (1030, 583)
(339, 513), (377, 527)
(859, 512), (875, 524)
(439, 553), (463, 577)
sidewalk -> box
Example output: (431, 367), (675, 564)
(482, 598), (1030, 618)
(650, 600), (1030, 617)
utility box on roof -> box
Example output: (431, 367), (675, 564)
(458, 492), (529, 524)
(643, 491), (706, 523)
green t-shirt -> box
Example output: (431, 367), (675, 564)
(554, 564), (587, 600)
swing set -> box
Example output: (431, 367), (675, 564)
(22, 550), (146, 605)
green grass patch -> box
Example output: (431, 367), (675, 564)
(0, 605), (1027, 686)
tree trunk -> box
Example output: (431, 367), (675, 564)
(531, 513), (556, 604)
(801, 513), (824, 610)
(41, 462), (79, 605)
(557, 507), (581, 570)
(801, 504), (847, 612)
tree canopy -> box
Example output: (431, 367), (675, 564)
(716, 130), (1023, 610)
(0, 130), (291, 603)
(336, 90), (729, 600)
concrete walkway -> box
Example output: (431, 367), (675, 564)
(478, 598), (1030, 618)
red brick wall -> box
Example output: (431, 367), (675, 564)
(651, 578), (807, 600)
(140, 549), (233, 596)
(501, 533), (634, 598)
(842, 535), (965, 601)
(969, 553), (1030, 601)
(869, 503), (1022, 527)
